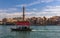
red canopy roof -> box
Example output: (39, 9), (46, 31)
(16, 21), (30, 26)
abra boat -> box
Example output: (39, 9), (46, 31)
(11, 21), (32, 31)
(11, 6), (32, 31)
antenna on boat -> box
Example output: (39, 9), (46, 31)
(23, 6), (25, 21)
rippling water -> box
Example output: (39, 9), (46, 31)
(0, 25), (60, 38)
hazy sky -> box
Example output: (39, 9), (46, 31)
(0, 0), (60, 19)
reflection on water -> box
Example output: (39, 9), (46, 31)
(0, 25), (60, 38)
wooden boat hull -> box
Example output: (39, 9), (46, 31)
(11, 28), (32, 31)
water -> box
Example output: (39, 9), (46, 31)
(0, 25), (60, 38)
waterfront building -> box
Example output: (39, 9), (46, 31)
(2, 18), (7, 24)
(37, 17), (43, 25)
(0, 21), (3, 25)
(30, 17), (38, 24)
(47, 16), (60, 25)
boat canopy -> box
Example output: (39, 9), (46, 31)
(16, 21), (30, 26)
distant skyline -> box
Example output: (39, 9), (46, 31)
(0, 0), (60, 19)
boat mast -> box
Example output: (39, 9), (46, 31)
(23, 6), (25, 21)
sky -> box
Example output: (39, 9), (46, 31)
(0, 0), (60, 19)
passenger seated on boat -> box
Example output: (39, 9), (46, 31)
(17, 27), (22, 29)
(22, 26), (27, 30)
(25, 27), (27, 29)
(19, 27), (21, 29)
(27, 27), (30, 29)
